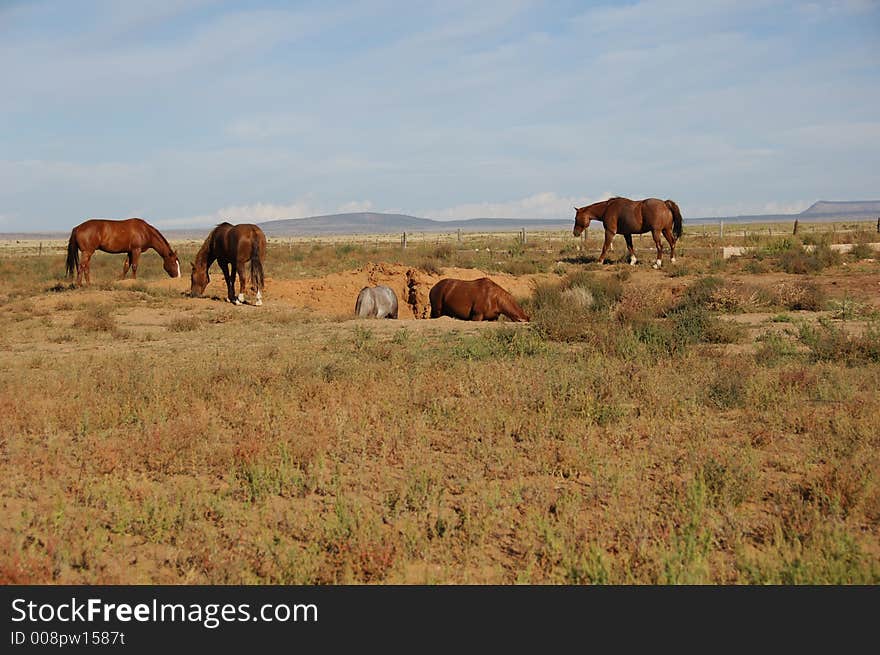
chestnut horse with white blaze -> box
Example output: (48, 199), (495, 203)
(573, 197), (683, 268)
(190, 223), (267, 306)
(66, 218), (180, 285)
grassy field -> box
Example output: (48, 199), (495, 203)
(1, 221), (879, 583)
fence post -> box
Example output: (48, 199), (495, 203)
(719, 219), (724, 239)
(457, 228), (461, 243)
(39, 241), (42, 255)
(520, 228), (526, 244)
(876, 217), (879, 233)
(793, 219), (799, 235)
(402, 232), (407, 249)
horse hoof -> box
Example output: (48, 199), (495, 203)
(255, 300), (263, 306)
(629, 257), (638, 266)
(233, 299), (241, 305)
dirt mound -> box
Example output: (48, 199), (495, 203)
(262, 263), (552, 319)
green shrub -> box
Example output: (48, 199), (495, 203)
(772, 281), (826, 311)
(432, 244), (455, 261)
(497, 259), (543, 275)
(563, 271), (624, 310)
(798, 319), (880, 365)
(754, 333), (801, 366)
(668, 276), (724, 313)
(849, 242), (875, 260)
(419, 258), (443, 275)
(452, 327), (546, 359)
(777, 242), (841, 274)
(529, 281), (593, 342)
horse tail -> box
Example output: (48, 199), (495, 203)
(666, 200), (683, 238)
(249, 236), (265, 292)
(65, 228), (79, 278)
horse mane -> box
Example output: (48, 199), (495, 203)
(142, 221), (172, 253)
(583, 197), (618, 215)
(195, 222), (231, 266)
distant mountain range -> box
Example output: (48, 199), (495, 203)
(2, 201), (878, 239)
(256, 213), (573, 236)
(255, 200), (880, 236)
(800, 200), (880, 216)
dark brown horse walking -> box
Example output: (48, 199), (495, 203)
(429, 278), (529, 322)
(66, 218), (180, 285)
(573, 197), (683, 268)
(190, 223), (267, 306)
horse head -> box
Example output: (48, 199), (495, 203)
(190, 261), (209, 297)
(573, 206), (592, 237)
(163, 250), (181, 278)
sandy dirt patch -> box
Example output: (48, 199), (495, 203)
(149, 262), (557, 319)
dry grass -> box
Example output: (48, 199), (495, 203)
(0, 227), (879, 584)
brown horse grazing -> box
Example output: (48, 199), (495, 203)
(429, 278), (529, 322)
(573, 197), (683, 269)
(190, 223), (267, 306)
(66, 218), (180, 285)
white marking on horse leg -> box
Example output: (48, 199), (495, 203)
(237, 292), (245, 303)
(255, 290), (263, 306)
(653, 258), (662, 269)
(629, 254), (637, 266)
(671, 257), (677, 264)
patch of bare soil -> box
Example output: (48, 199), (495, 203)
(150, 263), (556, 319)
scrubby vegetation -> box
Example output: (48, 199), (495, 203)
(1, 222), (879, 584)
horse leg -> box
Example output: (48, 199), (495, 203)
(76, 250), (87, 286)
(624, 234), (637, 265)
(130, 248), (142, 279)
(80, 251), (93, 285)
(237, 266), (247, 304)
(220, 262), (236, 303)
(651, 230), (664, 269)
(598, 229), (614, 264)
(663, 227), (677, 263)
(121, 254), (131, 279)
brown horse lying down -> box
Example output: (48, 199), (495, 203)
(429, 278), (529, 322)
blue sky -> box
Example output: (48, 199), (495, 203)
(1, 0), (878, 231)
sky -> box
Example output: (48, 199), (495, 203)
(1, 0), (878, 231)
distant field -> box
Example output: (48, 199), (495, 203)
(1, 223), (878, 583)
